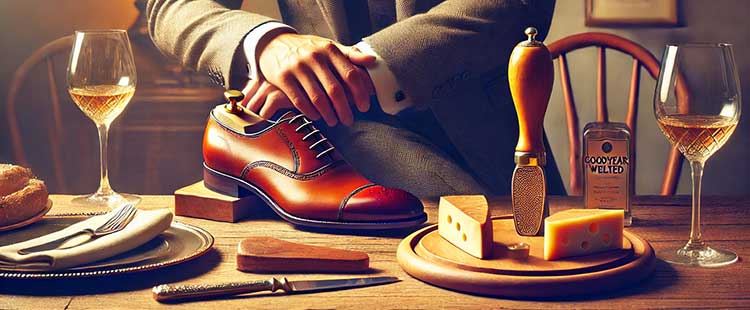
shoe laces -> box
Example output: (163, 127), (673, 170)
(288, 114), (335, 159)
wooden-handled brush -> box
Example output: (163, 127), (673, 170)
(508, 27), (554, 236)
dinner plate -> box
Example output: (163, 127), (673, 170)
(0, 213), (214, 278)
(0, 200), (53, 232)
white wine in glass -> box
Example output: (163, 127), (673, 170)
(67, 30), (140, 207)
(654, 43), (741, 267)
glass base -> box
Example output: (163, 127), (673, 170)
(661, 242), (738, 267)
(71, 191), (141, 208)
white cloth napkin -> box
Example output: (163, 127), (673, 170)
(0, 208), (173, 271)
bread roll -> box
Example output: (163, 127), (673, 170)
(0, 164), (33, 196)
(0, 165), (50, 227)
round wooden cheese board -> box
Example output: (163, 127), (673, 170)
(397, 215), (656, 298)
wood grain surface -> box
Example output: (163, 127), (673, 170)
(0, 195), (748, 309)
(236, 237), (370, 273)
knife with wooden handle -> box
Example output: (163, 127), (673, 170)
(152, 276), (399, 302)
(508, 27), (554, 236)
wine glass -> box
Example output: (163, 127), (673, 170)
(67, 30), (140, 208)
(654, 43), (741, 267)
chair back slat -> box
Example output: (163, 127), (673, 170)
(558, 53), (582, 195)
(661, 149), (683, 195)
(45, 56), (67, 192)
(547, 32), (685, 196)
(626, 59), (641, 198)
(6, 35), (73, 190)
(626, 59), (640, 132)
(46, 57), (65, 136)
(597, 47), (608, 122)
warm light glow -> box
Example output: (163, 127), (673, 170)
(659, 45), (678, 103)
(117, 76), (131, 86)
(719, 100), (737, 118)
(70, 32), (85, 74)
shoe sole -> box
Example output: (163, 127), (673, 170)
(202, 163), (428, 230)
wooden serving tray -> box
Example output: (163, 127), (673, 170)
(397, 215), (655, 298)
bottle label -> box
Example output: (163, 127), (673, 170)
(584, 137), (630, 210)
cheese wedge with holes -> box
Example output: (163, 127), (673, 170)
(438, 195), (493, 259)
(544, 209), (624, 260)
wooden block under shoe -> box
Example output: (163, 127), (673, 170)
(174, 181), (260, 223)
(237, 237), (370, 273)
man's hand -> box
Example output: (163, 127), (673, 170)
(240, 78), (293, 119)
(257, 33), (375, 126)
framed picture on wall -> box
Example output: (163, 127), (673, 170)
(585, 0), (679, 27)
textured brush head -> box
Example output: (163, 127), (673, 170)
(511, 165), (548, 236)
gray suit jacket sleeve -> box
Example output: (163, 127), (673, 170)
(364, 0), (555, 109)
(146, 0), (274, 88)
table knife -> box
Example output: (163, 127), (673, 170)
(152, 276), (400, 302)
(508, 27), (554, 236)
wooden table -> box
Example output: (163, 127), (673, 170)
(1, 195), (749, 309)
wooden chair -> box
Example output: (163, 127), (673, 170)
(547, 32), (684, 196)
(6, 35), (77, 192)
(6, 35), (225, 194)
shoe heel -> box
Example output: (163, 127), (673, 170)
(203, 165), (251, 198)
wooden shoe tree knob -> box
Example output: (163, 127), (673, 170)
(508, 27), (554, 157)
(223, 89), (245, 114)
(212, 90), (265, 134)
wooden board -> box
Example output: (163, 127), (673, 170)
(237, 237), (370, 273)
(174, 181), (262, 222)
(398, 215), (656, 298)
(417, 215), (633, 276)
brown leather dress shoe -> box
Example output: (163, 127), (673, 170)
(202, 109), (427, 229)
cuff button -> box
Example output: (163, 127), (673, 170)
(394, 90), (406, 102)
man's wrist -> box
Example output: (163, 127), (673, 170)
(354, 41), (413, 115)
(243, 21), (297, 80)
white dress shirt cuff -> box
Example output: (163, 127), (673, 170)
(354, 41), (413, 115)
(243, 21), (297, 80)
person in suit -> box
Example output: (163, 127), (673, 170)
(146, 0), (566, 197)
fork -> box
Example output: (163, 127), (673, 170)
(17, 203), (138, 255)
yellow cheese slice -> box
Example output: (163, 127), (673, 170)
(438, 195), (493, 259)
(544, 209), (624, 261)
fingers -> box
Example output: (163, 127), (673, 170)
(276, 73), (321, 121)
(259, 90), (294, 119)
(328, 47), (372, 113)
(347, 46), (376, 97)
(240, 78), (262, 108)
(246, 82), (272, 114)
(308, 54), (353, 126)
(295, 66), (338, 126)
(345, 46), (376, 66)
(256, 33), (374, 124)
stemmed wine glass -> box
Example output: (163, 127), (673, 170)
(654, 43), (741, 267)
(67, 30), (140, 208)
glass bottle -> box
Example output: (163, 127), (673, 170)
(583, 122), (633, 226)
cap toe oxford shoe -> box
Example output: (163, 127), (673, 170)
(202, 109), (427, 229)
(340, 185), (425, 222)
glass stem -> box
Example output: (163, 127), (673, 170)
(687, 160), (705, 248)
(97, 123), (113, 195)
